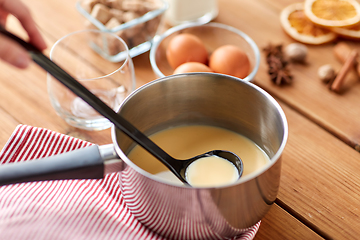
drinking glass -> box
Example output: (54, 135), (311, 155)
(47, 29), (136, 130)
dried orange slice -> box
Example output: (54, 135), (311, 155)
(304, 0), (360, 27)
(280, 3), (337, 44)
(331, 22), (360, 39)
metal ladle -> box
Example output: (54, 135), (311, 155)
(0, 27), (243, 185)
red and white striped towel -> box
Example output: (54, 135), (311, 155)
(0, 125), (260, 240)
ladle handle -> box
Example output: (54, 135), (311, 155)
(0, 145), (104, 186)
(0, 26), (184, 180)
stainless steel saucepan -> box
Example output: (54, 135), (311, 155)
(1, 72), (288, 240)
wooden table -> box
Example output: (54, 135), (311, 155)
(1, 0), (360, 239)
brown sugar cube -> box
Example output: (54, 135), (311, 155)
(109, 8), (124, 22)
(122, 0), (147, 13)
(124, 21), (144, 39)
(105, 17), (122, 30)
(122, 11), (141, 22)
(143, 0), (161, 11)
(121, 11), (143, 38)
(106, 0), (124, 9)
(81, 0), (99, 13)
(116, 29), (127, 39)
(125, 25), (144, 39)
(91, 3), (112, 24)
(97, 0), (109, 5)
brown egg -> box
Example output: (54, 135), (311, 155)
(173, 62), (213, 74)
(209, 45), (250, 79)
(166, 33), (208, 69)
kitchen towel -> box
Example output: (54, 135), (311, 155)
(0, 125), (260, 240)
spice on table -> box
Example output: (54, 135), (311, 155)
(263, 44), (293, 85)
(318, 64), (336, 83)
(330, 50), (358, 93)
(334, 42), (352, 63)
(284, 43), (308, 63)
(333, 42), (360, 77)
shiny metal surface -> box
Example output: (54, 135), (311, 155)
(112, 73), (288, 239)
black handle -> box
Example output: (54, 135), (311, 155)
(0, 26), (185, 180)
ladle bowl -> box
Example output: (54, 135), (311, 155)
(170, 149), (243, 185)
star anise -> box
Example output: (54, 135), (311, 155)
(263, 44), (293, 85)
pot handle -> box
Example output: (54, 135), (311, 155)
(0, 144), (121, 186)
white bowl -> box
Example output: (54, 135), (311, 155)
(150, 22), (260, 81)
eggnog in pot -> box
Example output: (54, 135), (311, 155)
(127, 124), (270, 187)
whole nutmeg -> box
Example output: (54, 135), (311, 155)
(318, 64), (336, 83)
(284, 43), (308, 63)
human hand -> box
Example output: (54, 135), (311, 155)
(0, 0), (47, 68)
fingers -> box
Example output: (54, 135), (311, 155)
(0, 34), (30, 68)
(0, 0), (46, 68)
(0, 9), (8, 26)
(0, 0), (47, 50)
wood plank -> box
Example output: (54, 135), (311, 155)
(279, 100), (360, 239)
(0, 108), (22, 146)
(255, 204), (323, 240)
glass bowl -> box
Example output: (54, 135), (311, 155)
(149, 22), (260, 82)
(76, 0), (168, 58)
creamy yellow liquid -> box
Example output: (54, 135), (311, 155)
(185, 155), (239, 187)
(127, 125), (270, 186)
